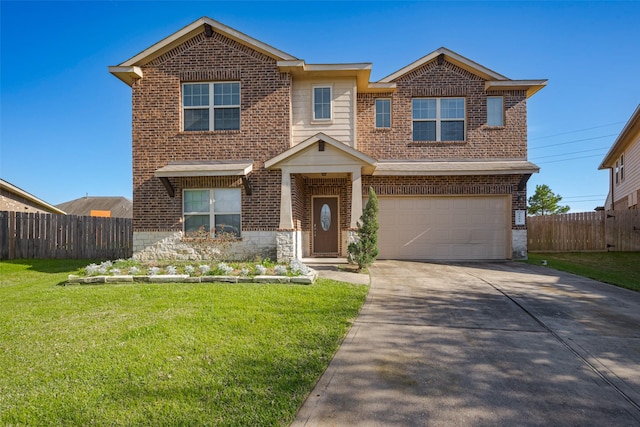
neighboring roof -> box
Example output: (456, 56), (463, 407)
(56, 196), (132, 218)
(0, 178), (66, 214)
(154, 160), (254, 177)
(379, 47), (547, 98)
(599, 104), (640, 169)
(373, 160), (540, 176)
(264, 133), (377, 173)
(109, 17), (298, 85)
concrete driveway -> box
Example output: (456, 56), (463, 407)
(293, 260), (640, 426)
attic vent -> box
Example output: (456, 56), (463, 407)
(204, 24), (213, 38)
(437, 53), (445, 66)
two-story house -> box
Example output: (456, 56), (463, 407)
(599, 105), (640, 211)
(109, 17), (546, 262)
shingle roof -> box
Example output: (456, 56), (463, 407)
(55, 196), (132, 218)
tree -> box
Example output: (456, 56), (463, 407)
(348, 187), (379, 271)
(527, 184), (570, 216)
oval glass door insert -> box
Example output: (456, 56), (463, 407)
(320, 204), (331, 231)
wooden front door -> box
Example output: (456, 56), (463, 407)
(312, 197), (339, 255)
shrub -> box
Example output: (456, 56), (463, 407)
(289, 259), (310, 275)
(215, 262), (234, 276)
(348, 187), (379, 271)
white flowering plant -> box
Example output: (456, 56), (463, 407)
(79, 258), (314, 279)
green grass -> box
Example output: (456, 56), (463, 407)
(0, 259), (369, 426)
(524, 252), (640, 292)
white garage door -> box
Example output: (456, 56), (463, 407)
(376, 196), (510, 260)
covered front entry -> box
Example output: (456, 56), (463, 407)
(264, 133), (377, 260)
(312, 196), (339, 255)
(376, 195), (510, 260)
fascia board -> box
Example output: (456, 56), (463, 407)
(372, 160), (540, 176)
(0, 179), (66, 214)
(379, 47), (508, 83)
(119, 17), (297, 68)
(599, 104), (640, 169)
(154, 161), (253, 177)
(265, 133), (377, 169)
(108, 66), (143, 86)
(485, 80), (548, 98)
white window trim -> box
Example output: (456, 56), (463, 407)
(620, 153), (625, 182)
(183, 188), (241, 237)
(182, 82), (241, 131)
(375, 98), (392, 128)
(487, 96), (504, 127)
(412, 97), (466, 141)
(312, 84), (333, 122)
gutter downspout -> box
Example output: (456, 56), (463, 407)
(610, 168), (615, 211)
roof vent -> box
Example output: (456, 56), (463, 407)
(204, 24), (213, 38)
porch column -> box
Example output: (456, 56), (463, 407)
(279, 168), (294, 229)
(350, 168), (363, 228)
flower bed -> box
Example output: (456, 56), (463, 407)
(67, 259), (317, 285)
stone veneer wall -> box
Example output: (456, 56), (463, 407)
(134, 231), (277, 261)
(276, 230), (302, 262)
(511, 229), (528, 260)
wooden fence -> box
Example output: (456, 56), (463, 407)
(528, 209), (640, 252)
(0, 211), (132, 260)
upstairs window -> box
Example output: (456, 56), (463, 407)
(183, 189), (241, 237)
(412, 98), (465, 141)
(616, 154), (625, 185)
(183, 82), (240, 131)
(375, 99), (391, 128)
(313, 86), (332, 121)
(487, 96), (504, 127)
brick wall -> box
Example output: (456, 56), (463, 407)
(0, 189), (56, 214)
(131, 31), (290, 232)
(357, 59), (528, 160)
(363, 174), (528, 231)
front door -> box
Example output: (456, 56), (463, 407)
(312, 197), (339, 255)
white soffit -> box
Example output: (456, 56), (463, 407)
(154, 161), (253, 177)
(485, 80), (548, 98)
(373, 160), (540, 176)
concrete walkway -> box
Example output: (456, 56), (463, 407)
(292, 260), (640, 426)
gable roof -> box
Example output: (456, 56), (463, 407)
(599, 104), (640, 169)
(109, 17), (298, 85)
(379, 47), (547, 98)
(264, 133), (377, 174)
(56, 196), (133, 218)
(0, 178), (66, 214)
(110, 19), (546, 99)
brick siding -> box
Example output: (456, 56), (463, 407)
(131, 31), (290, 232)
(357, 60), (528, 160)
(129, 25), (532, 245)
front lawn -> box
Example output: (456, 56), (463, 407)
(0, 259), (368, 426)
(524, 252), (640, 292)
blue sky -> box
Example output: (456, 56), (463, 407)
(1, 1), (639, 212)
